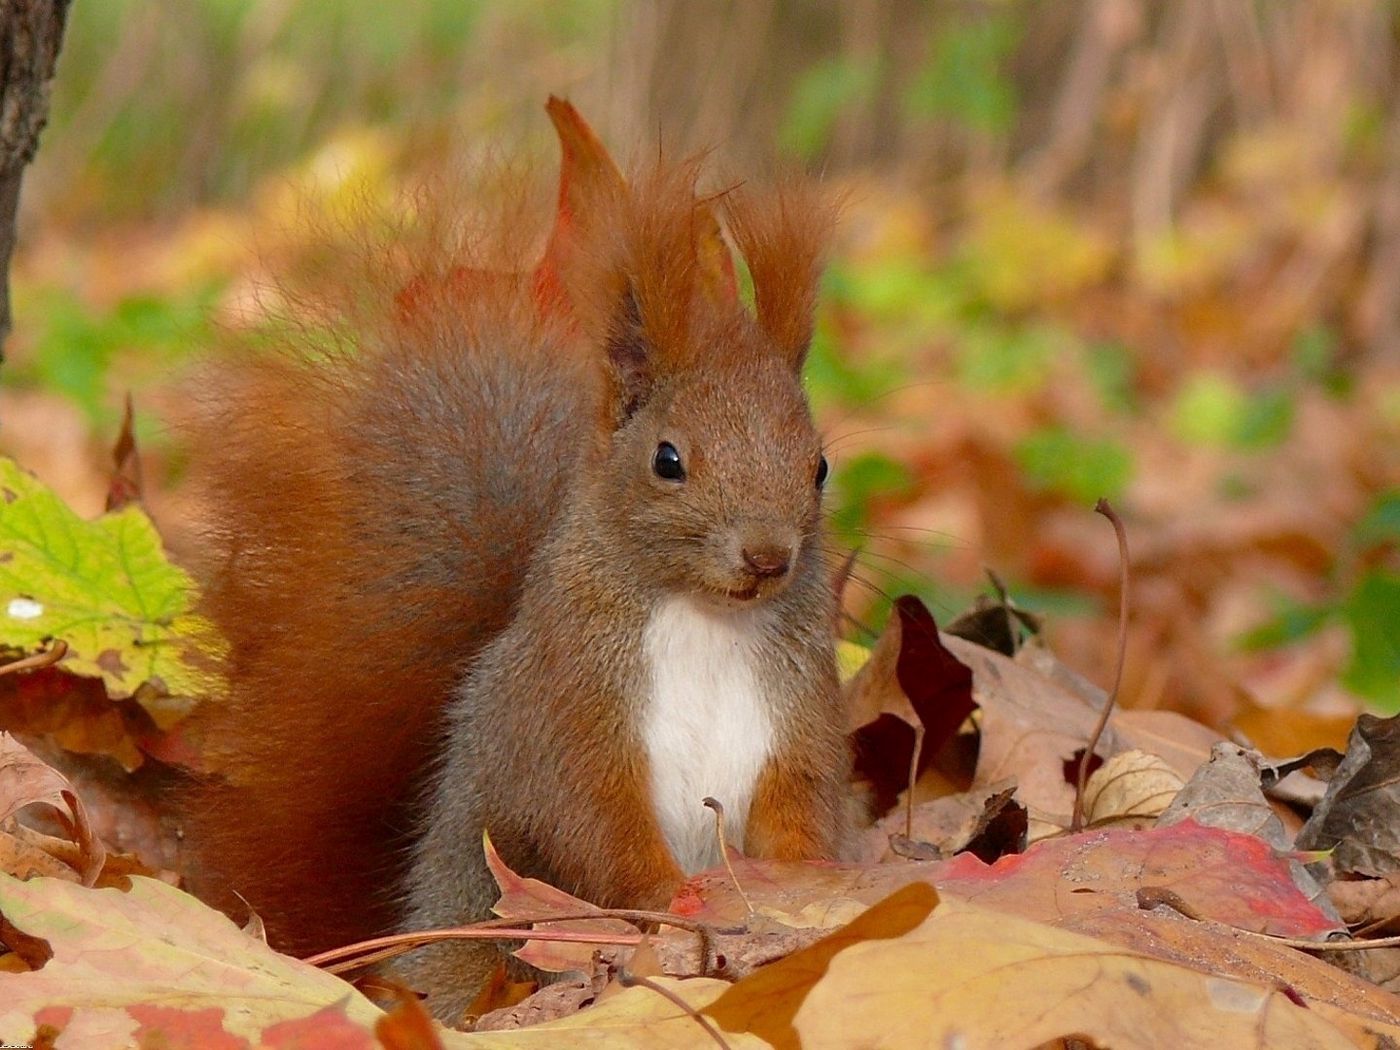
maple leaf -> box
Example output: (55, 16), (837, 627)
(0, 458), (222, 727)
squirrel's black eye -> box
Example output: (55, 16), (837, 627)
(653, 442), (686, 481)
(815, 454), (829, 489)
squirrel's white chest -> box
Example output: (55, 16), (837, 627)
(641, 596), (775, 874)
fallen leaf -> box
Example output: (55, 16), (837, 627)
(463, 974), (758, 1047)
(376, 984), (448, 1049)
(1082, 748), (1184, 828)
(1232, 700), (1357, 757)
(1329, 873), (1400, 930)
(473, 978), (600, 1033)
(950, 632), (1126, 825)
(846, 597), (975, 815)
(704, 882), (939, 1048)
(0, 733), (103, 885)
(701, 883), (1389, 1050)
(0, 457), (222, 727)
(1113, 708), (1223, 779)
(1298, 713), (1400, 877)
(483, 833), (635, 974)
(103, 395), (144, 513)
(860, 783), (1014, 862)
(1157, 742), (1285, 847)
(0, 874), (388, 1046)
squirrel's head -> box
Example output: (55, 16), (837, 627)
(566, 166), (835, 608)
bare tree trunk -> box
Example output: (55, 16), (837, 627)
(0, 0), (70, 363)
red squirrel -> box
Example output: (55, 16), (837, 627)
(182, 98), (852, 1020)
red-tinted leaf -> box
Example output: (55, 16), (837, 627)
(104, 395), (144, 512)
(892, 596), (975, 752)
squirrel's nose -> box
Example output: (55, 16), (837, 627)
(742, 544), (792, 579)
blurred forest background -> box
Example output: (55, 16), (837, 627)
(2, 0), (1398, 749)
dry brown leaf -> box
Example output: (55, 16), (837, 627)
(473, 978), (603, 1033)
(949, 633), (1127, 826)
(470, 976), (754, 1047)
(1298, 713), (1400, 877)
(483, 833), (634, 974)
(1157, 742), (1286, 847)
(791, 895), (1388, 1049)
(0, 733), (103, 885)
(702, 883), (1392, 1049)
(1114, 708), (1223, 779)
(1329, 873), (1400, 930)
(860, 781), (1021, 863)
(1082, 749), (1184, 828)
(1068, 906), (1400, 1036)
(704, 882), (940, 1047)
(1232, 701), (1357, 758)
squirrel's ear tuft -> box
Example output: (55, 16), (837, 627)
(725, 180), (837, 372)
(564, 159), (713, 429)
(601, 285), (654, 425)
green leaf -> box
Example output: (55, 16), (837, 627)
(1353, 490), (1400, 551)
(1170, 372), (1294, 450)
(1234, 387), (1295, 449)
(905, 16), (1020, 134)
(829, 452), (917, 539)
(17, 284), (220, 426)
(779, 56), (881, 161)
(1341, 570), (1400, 711)
(1170, 372), (1250, 446)
(1236, 601), (1332, 652)
(952, 322), (1064, 395)
(0, 458), (222, 722)
(1014, 427), (1133, 504)
(1083, 342), (1139, 414)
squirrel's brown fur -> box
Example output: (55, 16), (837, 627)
(181, 101), (850, 1022)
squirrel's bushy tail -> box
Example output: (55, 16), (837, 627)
(182, 267), (593, 952)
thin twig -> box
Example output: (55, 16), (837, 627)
(617, 970), (732, 1049)
(1140, 890), (1400, 951)
(0, 639), (68, 676)
(313, 927), (643, 975)
(304, 908), (716, 974)
(904, 722), (925, 841)
(1248, 932), (1400, 952)
(703, 797), (754, 914)
(1072, 499), (1130, 833)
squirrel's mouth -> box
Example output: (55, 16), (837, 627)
(708, 576), (785, 605)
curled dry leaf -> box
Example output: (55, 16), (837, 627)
(948, 633), (1127, 827)
(1157, 742), (1287, 848)
(952, 632), (1224, 832)
(482, 832), (635, 975)
(845, 596), (975, 817)
(1329, 872), (1400, 930)
(103, 395), (144, 513)
(0, 733), (103, 886)
(1081, 749), (1184, 829)
(1298, 713), (1400, 878)
(861, 782), (1001, 863)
